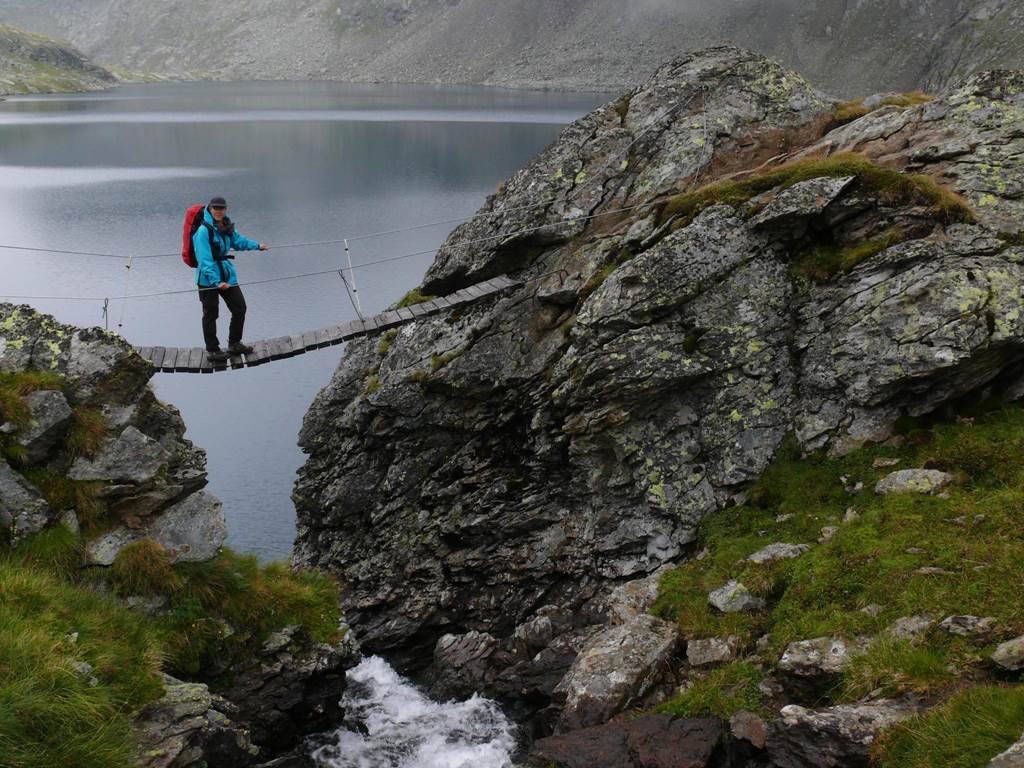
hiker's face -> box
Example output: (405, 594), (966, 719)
(211, 206), (227, 222)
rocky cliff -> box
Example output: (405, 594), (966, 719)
(0, 23), (115, 95)
(0, 304), (355, 768)
(3, 0), (1024, 95)
(293, 45), (1024, 755)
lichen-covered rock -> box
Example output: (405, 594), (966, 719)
(553, 614), (680, 732)
(0, 303), (224, 565)
(766, 700), (922, 768)
(133, 674), (257, 768)
(875, 469), (955, 495)
(992, 636), (1024, 671)
(293, 47), (1024, 718)
(529, 715), (728, 768)
(215, 625), (359, 755)
(747, 543), (811, 564)
(85, 490), (227, 565)
(687, 635), (741, 667)
(0, 457), (52, 543)
(939, 615), (996, 639)
(749, 176), (857, 232)
(69, 425), (170, 484)
(778, 637), (869, 700)
(886, 614), (936, 641)
(17, 389), (72, 462)
(708, 580), (765, 614)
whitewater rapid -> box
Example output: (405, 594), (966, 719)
(309, 656), (517, 768)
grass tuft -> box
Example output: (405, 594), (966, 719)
(377, 329), (399, 356)
(21, 469), (105, 532)
(156, 550), (342, 677)
(875, 685), (1024, 768)
(65, 408), (107, 459)
(657, 661), (766, 720)
(363, 375), (381, 395)
(0, 371), (63, 428)
(0, 554), (165, 768)
(109, 540), (181, 597)
(658, 152), (975, 229)
(791, 227), (908, 283)
(396, 287), (437, 309)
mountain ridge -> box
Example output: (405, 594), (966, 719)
(2, 0), (1024, 95)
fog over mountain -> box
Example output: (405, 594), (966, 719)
(1, 1), (1023, 96)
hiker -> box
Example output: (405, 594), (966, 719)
(191, 196), (268, 362)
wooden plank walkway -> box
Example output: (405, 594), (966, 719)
(135, 275), (522, 374)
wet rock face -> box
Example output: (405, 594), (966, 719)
(529, 715), (728, 768)
(0, 303), (224, 562)
(294, 46), (1024, 720)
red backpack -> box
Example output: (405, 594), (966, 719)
(181, 204), (207, 268)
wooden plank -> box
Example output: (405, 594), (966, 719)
(186, 347), (204, 371)
(136, 347), (153, 363)
(198, 350), (215, 374)
(247, 340), (271, 366)
(396, 307), (415, 322)
(150, 347), (166, 369)
(463, 283), (490, 299)
(376, 311), (404, 330)
(406, 302), (430, 319)
(363, 315), (381, 333)
(267, 336), (292, 360)
(301, 330), (318, 351)
(164, 348), (183, 372)
(314, 328), (332, 348)
(321, 324), (347, 345)
(345, 320), (367, 339)
(288, 334), (305, 357)
(432, 295), (453, 309)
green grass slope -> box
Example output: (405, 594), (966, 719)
(653, 403), (1024, 767)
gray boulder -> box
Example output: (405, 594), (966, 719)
(886, 615), (936, 641)
(992, 636), (1024, 672)
(708, 580), (765, 613)
(778, 637), (868, 700)
(749, 176), (857, 232)
(875, 469), (955, 495)
(989, 732), (1024, 768)
(0, 459), (53, 543)
(767, 700), (922, 768)
(69, 425), (169, 484)
(133, 674), (257, 768)
(940, 615), (996, 639)
(605, 565), (673, 625)
(85, 490), (226, 565)
(687, 635), (741, 667)
(747, 543), (811, 564)
(17, 389), (73, 462)
(553, 614), (680, 732)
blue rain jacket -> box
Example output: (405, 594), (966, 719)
(193, 207), (261, 288)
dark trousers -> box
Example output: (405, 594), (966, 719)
(199, 285), (246, 351)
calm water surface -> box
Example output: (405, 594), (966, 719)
(0, 81), (608, 560)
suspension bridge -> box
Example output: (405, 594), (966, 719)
(132, 275), (520, 373)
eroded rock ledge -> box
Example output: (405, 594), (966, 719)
(293, 46), (1024, 736)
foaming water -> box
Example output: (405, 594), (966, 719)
(309, 656), (516, 768)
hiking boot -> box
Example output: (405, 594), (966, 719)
(207, 348), (229, 363)
(228, 342), (255, 356)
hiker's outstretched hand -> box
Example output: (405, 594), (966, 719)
(259, 243), (269, 251)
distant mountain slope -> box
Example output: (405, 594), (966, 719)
(2, 0), (1023, 95)
(0, 23), (116, 95)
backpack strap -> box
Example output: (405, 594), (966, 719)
(200, 221), (229, 283)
